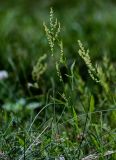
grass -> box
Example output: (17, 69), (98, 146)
(0, 1), (116, 159)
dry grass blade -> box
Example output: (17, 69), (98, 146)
(82, 150), (116, 160)
(19, 126), (49, 160)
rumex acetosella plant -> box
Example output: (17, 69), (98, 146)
(43, 8), (61, 56)
(32, 8), (67, 86)
(30, 8), (116, 160)
(33, 8), (114, 94)
(43, 8), (66, 81)
(32, 7), (116, 128)
(32, 54), (47, 84)
(78, 40), (109, 93)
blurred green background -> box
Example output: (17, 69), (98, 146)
(0, 0), (116, 101)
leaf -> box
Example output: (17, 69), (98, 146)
(72, 107), (79, 133)
(71, 60), (75, 75)
(89, 95), (95, 112)
(18, 137), (25, 147)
